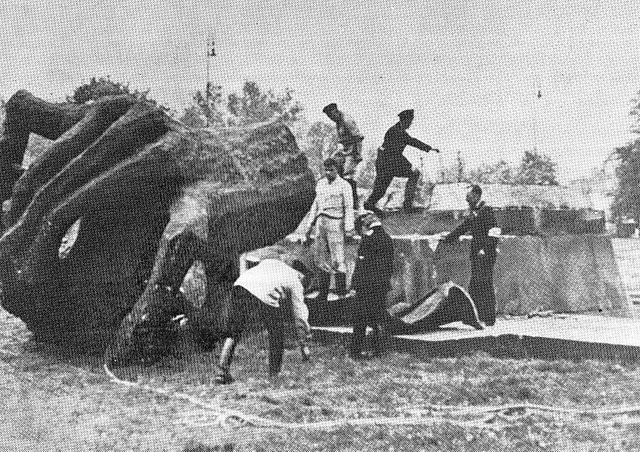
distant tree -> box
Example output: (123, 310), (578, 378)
(467, 159), (515, 184)
(514, 149), (559, 185)
(67, 76), (163, 109)
(437, 150), (558, 186)
(612, 138), (640, 219)
(612, 90), (640, 219)
(304, 121), (338, 176)
(226, 81), (302, 126)
(181, 83), (226, 127)
(181, 81), (302, 129)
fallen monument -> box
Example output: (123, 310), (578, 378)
(246, 222), (633, 322)
(0, 91), (315, 365)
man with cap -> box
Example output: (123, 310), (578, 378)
(363, 109), (439, 213)
(323, 103), (364, 208)
(302, 157), (355, 301)
(442, 184), (499, 326)
(215, 258), (313, 384)
(350, 210), (394, 359)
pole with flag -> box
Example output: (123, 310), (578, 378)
(206, 37), (216, 99)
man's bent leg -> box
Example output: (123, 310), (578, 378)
(364, 167), (393, 214)
(215, 336), (238, 384)
(403, 169), (421, 210)
(350, 306), (367, 358)
(261, 303), (285, 376)
(327, 220), (347, 296)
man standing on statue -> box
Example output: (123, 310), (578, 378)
(322, 103), (364, 208)
(302, 157), (355, 301)
(363, 109), (439, 214)
(442, 184), (499, 326)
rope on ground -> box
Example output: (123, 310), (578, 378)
(102, 363), (640, 432)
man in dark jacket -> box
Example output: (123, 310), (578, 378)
(350, 210), (394, 358)
(323, 103), (364, 208)
(442, 184), (499, 326)
(363, 109), (439, 213)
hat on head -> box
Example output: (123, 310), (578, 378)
(322, 103), (338, 114)
(398, 109), (414, 121)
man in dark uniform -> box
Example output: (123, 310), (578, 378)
(363, 109), (439, 213)
(442, 184), (499, 326)
(350, 210), (394, 359)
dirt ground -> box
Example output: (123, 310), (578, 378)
(2, 308), (640, 451)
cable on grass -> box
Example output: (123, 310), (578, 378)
(102, 363), (640, 432)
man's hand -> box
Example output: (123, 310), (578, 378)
(301, 345), (310, 361)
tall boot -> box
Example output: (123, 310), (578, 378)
(317, 271), (331, 303)
(335, 271), (348, 297)
(403, 170), (420, 210)
(215, 337), (237, 384)
(346, 178), (359, 209)
(371, 324), (384, 357)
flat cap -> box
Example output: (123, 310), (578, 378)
(322, 103), (338, 114)
(398, 109), (414, 120)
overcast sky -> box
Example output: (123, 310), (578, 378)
(1, 0), (639, 182)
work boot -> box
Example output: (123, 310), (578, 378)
(335, 272), (348, 297)
(371, 324), (384, 357)
(403, 170), (420, 211)
(214, 337), (236, 385)
(317, 271), (331, 303)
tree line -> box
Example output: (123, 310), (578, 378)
(3, 76), (563, 188)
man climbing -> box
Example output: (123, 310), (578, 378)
(442, 184), (499, 326)
(363, 109), (439, 214)
(350, 210), (394, 359)
(215, 259), (312, 384)
(302, 157), (355, 301)
(322, 103), (364, 208)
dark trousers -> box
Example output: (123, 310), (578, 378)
(364, 156), (419, 210)
(226, 286), (285, 375)
(351, 288), (386, 356)
(468, 253), (497, 326)
(344, 177), (359, 209)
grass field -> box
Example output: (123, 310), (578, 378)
(2, 308), (640, 451)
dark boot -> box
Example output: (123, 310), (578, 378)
(335, 272), (348, 297)
(371, 324), (384, 357)
(215, 337), (237, 384)
(317, 271), (331, 303)
(403, 170), (420, 210)
(346, 178), (359, 209)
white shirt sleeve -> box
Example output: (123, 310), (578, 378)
(290, 281), (311, 344)
(300, 180), (321, 234)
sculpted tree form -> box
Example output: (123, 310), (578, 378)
(0, 91), (315, 365)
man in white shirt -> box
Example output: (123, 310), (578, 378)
(302, 157), (355, 301)
(215, 258), (312, 384)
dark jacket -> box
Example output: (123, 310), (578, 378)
(351, 225), (394, 292)
(447, 201), (498, 258)
(379, 122), (431, 160)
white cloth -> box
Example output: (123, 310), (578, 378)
(303, 176), (355, 233)
(234, 259), (311, 342)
